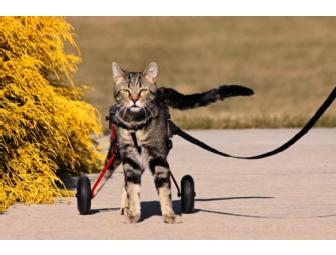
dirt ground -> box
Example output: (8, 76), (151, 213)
(1, 129), (336, 239)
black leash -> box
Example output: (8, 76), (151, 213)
(169, 86), (336, 160)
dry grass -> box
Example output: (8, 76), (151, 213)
(68, 17), (336, 130)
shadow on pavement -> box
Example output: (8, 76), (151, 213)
(194, 208), (276, 218)
(89, 207), (119, 215)
(140, 196), (275, 221)
(88, 196), (275, 219)
(140, 200), (182, 222)
(88, 195), (336, 220)
(195, 196), (274, 202)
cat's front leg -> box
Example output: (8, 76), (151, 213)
(150, 158), (182, 224)
(120, 181), (128, 215)
(122, 158), (142, 223)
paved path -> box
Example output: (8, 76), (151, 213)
(1, 129), (336, 239)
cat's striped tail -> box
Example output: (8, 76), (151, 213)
(159, 85), (254, 110)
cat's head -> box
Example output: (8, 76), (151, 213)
(112, 62), (158, 112)
(110, 62), (159, 130)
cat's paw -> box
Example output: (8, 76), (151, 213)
(123, 213), (141, 224)
(163, 214), (182, 224)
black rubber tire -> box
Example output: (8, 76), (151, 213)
(76, 176), (92, 215)
(181, 175), (195, 214)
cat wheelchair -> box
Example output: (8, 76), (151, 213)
(76, 86), (336, 216)
(76, 117), (196, 215)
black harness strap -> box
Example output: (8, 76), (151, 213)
(169, 86), (336, 160)
(131, 132), (142, 154)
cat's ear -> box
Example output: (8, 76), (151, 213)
(112, 62), (126, 84)
(143, 62), (158, 83)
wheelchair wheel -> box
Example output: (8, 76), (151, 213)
(181, 175), (195, 214)
(76, 175), (92, 215)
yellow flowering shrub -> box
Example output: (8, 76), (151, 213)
(0, 17), (103, 212)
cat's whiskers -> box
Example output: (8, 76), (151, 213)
(148, 102), (159, 111)
(146, 103), (157, 115)
(120, 107), (128, 121)
(142, 105), (149, 123)
(144, 104), (154, 119)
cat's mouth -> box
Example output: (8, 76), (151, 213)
(109, 103), (159, 130)
(129, 105), (141, 112)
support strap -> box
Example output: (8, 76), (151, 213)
(170, 170), (181, 197)
(91, 125), (118, 198)
(169, 86), (336, 160)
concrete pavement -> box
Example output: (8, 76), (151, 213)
(1, 129), (335, 239)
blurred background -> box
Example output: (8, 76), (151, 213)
(68, 17), (336, 129)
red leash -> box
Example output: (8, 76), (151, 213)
(91, 125), (118, 198)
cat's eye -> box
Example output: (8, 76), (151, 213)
(120, 89), (130, 95)
(139, 89), (149, 94)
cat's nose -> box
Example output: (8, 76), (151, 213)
(130, 94), (140, 103)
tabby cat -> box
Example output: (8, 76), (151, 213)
(108, 62), (254, 224)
